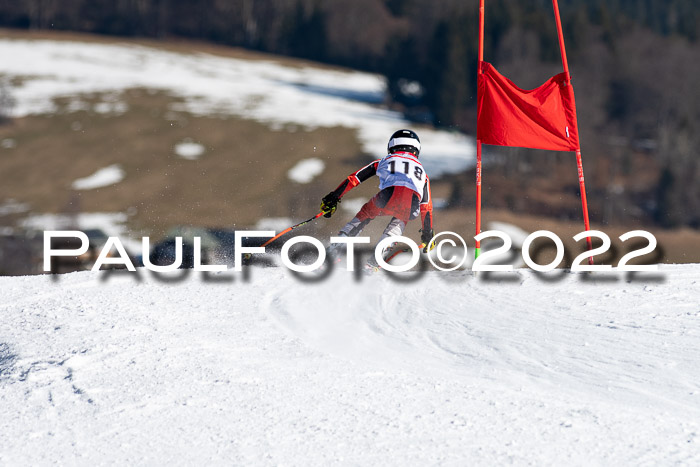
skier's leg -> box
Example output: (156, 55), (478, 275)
(366, 217), (407, 268)
(379, 217), (407, 243)
(327, 215), (372, 259)
(339, 216), (371, 237)
(329, 194), (379, 251)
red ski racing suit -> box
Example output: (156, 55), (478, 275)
(323, 151), (434, 247)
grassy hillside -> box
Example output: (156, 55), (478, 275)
(1, 30), (698, 266)
(0, 88), (365, 237)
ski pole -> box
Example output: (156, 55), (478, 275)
(259, 212), (325, 249)
(242, 212), (325, 262)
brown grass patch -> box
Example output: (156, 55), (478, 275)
(0, 88), (367, 239)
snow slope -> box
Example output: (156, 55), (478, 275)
(1, 265), (699, 465)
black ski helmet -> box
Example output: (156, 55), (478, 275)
(388, 129), (421, 157)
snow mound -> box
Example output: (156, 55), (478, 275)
(174, 140), (205, 160)
(71, 164), (125, 190)
(0, 199), (29, 216)
(1, 138), (16, 149)
(287, 158), (325, 184)
(0, 265), (698, 464)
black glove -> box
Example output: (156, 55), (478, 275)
(320, 192), (340, 218)
(420, 228), (435, 253)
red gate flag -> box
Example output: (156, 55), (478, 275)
(477, 61), (580, 151)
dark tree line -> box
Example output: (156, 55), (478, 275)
(1, 1), (696, 123)
(1, 0), (698, 227)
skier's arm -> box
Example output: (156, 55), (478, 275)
(320, 160), (379, 217)
(330, 160), (380, 199)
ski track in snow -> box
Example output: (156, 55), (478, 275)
(0, 265), (699, 464)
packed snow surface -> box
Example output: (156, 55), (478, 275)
(1, 264), (699, 464)
(71, 164), (125, 190)
(287, 158), (325, 184)
(0, 38), (474, 177)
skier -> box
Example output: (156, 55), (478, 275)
(320, 129), (435, 269)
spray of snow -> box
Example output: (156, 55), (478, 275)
(71, 164), (125, 190)
(287, 158), (325, 184)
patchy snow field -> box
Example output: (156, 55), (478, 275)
(0, 265), (698, 464)
(0, 38), (473, 177)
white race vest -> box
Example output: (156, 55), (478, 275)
(376, 153), (427, 195)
